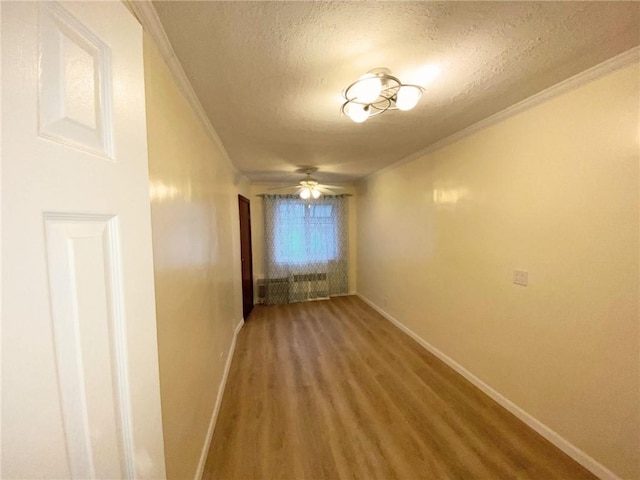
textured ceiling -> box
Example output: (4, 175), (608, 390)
(152, 1), (640, 184)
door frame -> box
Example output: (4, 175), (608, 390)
(238, 194), (254, 320)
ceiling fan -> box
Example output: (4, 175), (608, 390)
(267, 167), (344, 199)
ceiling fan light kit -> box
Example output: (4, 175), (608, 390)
(341, 68), (424, 123)
(299, 180), (321, 199)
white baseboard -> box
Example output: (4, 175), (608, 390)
(356, 293), (621, 480)
(194, 318), (244, 480)
(330, 291), (358, 298)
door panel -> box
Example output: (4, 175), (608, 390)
(44, 214), (130, 479)
(38, 2), (114, 158)
(1, 2), (165, 478)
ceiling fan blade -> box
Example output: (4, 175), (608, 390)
(316, 186), (339, 195)
(319, 184), (344, 190)
(266, 185), (299, 191)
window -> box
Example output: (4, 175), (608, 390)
(262, 194), (348, 304)
(274, 202), (338, 265)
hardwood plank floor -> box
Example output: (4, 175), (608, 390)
(203, 295), (596, 480)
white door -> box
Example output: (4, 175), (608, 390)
(1, 2), (166, 478)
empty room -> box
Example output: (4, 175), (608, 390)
(1, 1), (639, 480)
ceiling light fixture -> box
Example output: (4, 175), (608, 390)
(341, 68), (424, 123)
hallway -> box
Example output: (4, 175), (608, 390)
(203, 296), (594, 479)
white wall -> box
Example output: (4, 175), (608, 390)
(356, 63), (639, 479)
(144, 33), (247, 480)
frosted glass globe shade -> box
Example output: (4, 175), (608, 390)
(311, 188), (321, 199)
(300, 188), (311, 199)
(396, 85), (422, 111)
(352, 74), (382, 104)
(344, 102), (369, 123)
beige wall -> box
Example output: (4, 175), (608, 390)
(143, 34), (247, 479)
(357, 63), (639, 479)
(249, 184), (358, 297)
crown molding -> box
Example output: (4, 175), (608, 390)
(125, 0), (242, 177)
(367, 45), (640, 181)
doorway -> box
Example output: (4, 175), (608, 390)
(238, 195), (254, 320)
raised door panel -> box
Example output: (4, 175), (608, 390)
(38, 2), (113, 158)
(44, 213), (132, 478)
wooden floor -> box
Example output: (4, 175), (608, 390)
(203, 296), (596, 480)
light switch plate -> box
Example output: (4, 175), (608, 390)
(513, 270), (528, 286)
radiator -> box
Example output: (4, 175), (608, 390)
(258, 274), (329, 303)
(257, 277), (289, 304)
(290, 273), (328, 302)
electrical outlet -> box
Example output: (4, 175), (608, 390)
(219, 351), (225, 361)
(513, 270), (528, 287)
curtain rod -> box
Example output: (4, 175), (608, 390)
(255, 193), (353, 197)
